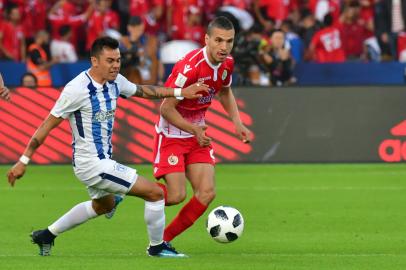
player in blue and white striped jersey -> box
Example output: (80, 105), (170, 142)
(7, 37), (208, 257)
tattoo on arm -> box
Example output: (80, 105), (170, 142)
(29, 138), (41, 151)
(136, 85), (172, 99)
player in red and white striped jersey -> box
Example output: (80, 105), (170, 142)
(153, 16), (252, 250)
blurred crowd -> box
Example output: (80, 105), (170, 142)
(0, 0), (405, 86)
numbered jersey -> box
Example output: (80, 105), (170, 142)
(311, 26), (346, 62)
(156, 47), (234, 138)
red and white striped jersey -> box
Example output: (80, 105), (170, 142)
(156, 47), (234, 138)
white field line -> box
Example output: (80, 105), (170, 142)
(0, 252), (403, 258)
(1, 186), (406, 191)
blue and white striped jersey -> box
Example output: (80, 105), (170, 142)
(51, 70), (138, 166)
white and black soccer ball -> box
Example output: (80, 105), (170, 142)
(206, 206), (244, 243)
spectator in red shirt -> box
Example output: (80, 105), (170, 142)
(22, 0), (47, 40)
(0, 4), (25, 61)
(86, 0), (120, 51)
(166, 0), (203, 39)
(309, 13), (346, 62)
(338, 1), (368, 59)
(129, 0), (164, 35)
(48, 0), (94, 55)
(183, 5), (206, 46)
(254, 0), (298, 28)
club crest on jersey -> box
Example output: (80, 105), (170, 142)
(222, 70), (227, 81)
(168, 154), (179, 165)
(115, 163), (127, 172)
(93, 109), (115, 122)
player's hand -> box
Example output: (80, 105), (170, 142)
(7, 162), (27, 187)
(192, 125), (212, 147)
(235, 122), (252, 144)
(0, 86), (11, 101)
(182, 82), (209, 99)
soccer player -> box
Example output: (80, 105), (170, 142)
(153, 16), (252, 250)
(0, 72), (11, 101)
(6, 37), (208, 257)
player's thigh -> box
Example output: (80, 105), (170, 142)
(186, 163), (215, 194)
(127, 175), (163, 202)
(84, 160), (137, 199)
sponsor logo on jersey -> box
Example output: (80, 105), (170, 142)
(175, 73), (187, 87)
(222, 70), (227, 81)
(198, 76), (212, 81)
(93, 109), (115, 122)
(183, 64), (193, 74)
(168, 154), (179, 165)
(198, 88), (216, 104)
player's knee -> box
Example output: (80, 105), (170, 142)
(147, 185), (164, 201)
(196, 188), (216, 205)
(166, 190), (186, 205)
(92, 201), (114, 215)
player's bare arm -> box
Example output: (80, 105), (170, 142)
(7, 114), (64, 186)
(134, 82), (209, 99)
(0, 73), (10, 101)
(160, 98), (212, 147)
(218, 86), (252, 143)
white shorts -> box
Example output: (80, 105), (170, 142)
(74, 159), (138, 199)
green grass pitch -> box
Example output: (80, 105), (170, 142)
(1, 164), (406, 270)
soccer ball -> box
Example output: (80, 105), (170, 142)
(206, 206), (244, 243)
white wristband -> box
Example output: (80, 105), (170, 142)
(174, 88), (182, 97)
(19, 155), (30, 165)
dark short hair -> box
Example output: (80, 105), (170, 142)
(59, 25), (71, 37)
(128, 16), (143, 26)
(90, 37), (119, 57)
(207, 16), (234, 35)
(21, 72), (38, 84)
(323, 13), (333, 27)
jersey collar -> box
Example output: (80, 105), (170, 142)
(203, 46), (222, 70)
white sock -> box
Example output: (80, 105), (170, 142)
(48, 201), (98, 236)
(144, 199), (165, 246)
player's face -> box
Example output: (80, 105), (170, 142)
(92, 48), (121, 81)
(205, 27), (235, 64)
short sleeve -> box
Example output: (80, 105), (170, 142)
(164, 58), (195, 100)
(50, 84), (83, 119)
(164, 60), (190, 88)
(116, 74), (138, 98)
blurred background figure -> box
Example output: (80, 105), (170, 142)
(86, 0), (119, 52)
(0, 4), (25, 61)
(375, 0), (406, 61)
(337, 1), (369, 60)
(120, 16), (163, 85)
(27, 30), (58, 87)
(20, 72), (38, 89)
(308, 13), (346, 62)
(183, 5), (206, 46)
(232, 23), (266, 85)
(51, 25), (78, 63)
(48, 0), (94, 58)
(261, 30), (296, 86)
